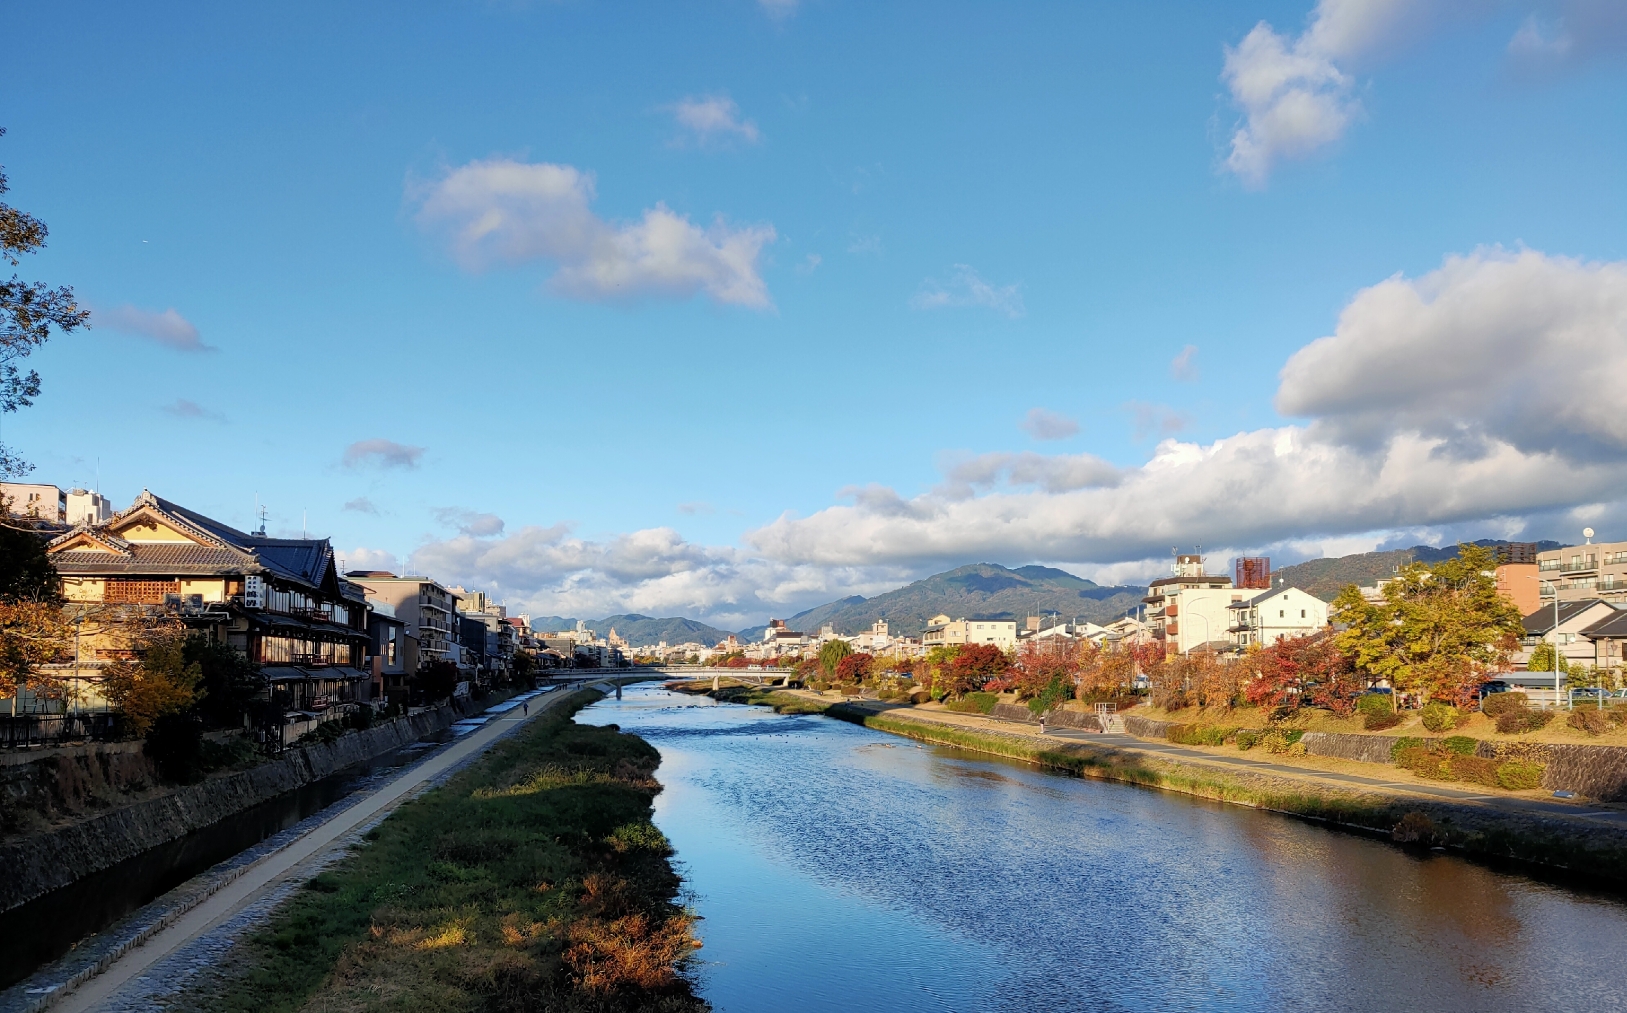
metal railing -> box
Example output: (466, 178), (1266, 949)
(0, 713), (119, 749)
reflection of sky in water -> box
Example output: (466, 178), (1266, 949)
(584, 688), (1627, 1013)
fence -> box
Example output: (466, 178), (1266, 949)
(0, 712), (120, 749)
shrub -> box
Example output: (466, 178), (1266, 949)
(1495, 708), (1555, 734)
(1236, 730), (1261, 751)
(1396, 746), (1456, 780)
(1568, 709), (1612, 736)
(1260, 729), (1306, 755)
(1357, 693), (1393, 716)
(1391, 811), (1441, 844)
(1390, 736), (1426, 760)
(1496, 760), (1544, 790)
(1167, 724), (1236, 746)
(1364, 710), (1405, 731)
(1481, 692), (1529, 717)
(1441, 735), (1478, 756)
(1448, 754), (1503, 788)
(1420, 703), (1460, 733)
(946, 691), (999, 715)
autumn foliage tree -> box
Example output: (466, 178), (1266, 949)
(833, 652), (873, 684)
(101, 629), (200, 736)
(935, 643), (1010, 699)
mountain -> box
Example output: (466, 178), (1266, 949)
(744, 563), (1148, 639)
(528, 614), (738, 648)
(1274, 539), (1563, 602)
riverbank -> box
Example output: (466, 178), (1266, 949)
(158, 695), (705, 1013)
(0, 697), (494, 913)
(713, 686), (1627, 888)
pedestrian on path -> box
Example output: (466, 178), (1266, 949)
(523, 702), (529, 716)
(1039, 715), (1047, 735)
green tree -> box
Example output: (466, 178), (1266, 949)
(1525, 642), (1570, 677)
(182, 634), (265, 728)
(1332, 543), (1523, 707)
(0, 128), (89, 477)
(817, 638), (851, 678)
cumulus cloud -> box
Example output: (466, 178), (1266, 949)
(671, 95), (761, 144)
(97, 304), (213, 352)
(910, 264), (1024, 318)
(1020, 408), (1080, 441)
(1276, 248), (1627, 461)
(342, 438), (425, 470)
(343, 497), (380, 515)
(413, 158), (775, 308)
(747, 245), (1627, 572)
(940, 452), (1121, 497)
(161, 398), (225, 422)
(434, 506), (506, 537)
(1170, 344), (1200, 382)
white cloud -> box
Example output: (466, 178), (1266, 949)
(413, 158), (776, 308)
(795, 253), (822, 275)
(1020, 408), (1080, 441)
(747, 246), (1627, 571)
(910, 264), (1024, 318)
(343, 497), (380, 515)
(97, 304), (213, 352)
(161, 398), (225, 422)
(758, 0), (799, 19)
(342, 438), (425, 470)
(1275, 248), (1627, 461)
(341, 546), (400, 574)
(433, 506), (506, 537)
(1170, 344), (1199, 382)
(676, 501), (716, 515)
(847, 233), (882, 255)
(671, 95), (761, 144)
(372, 246), (1627, 629)
(1126, 402), (1191, 440)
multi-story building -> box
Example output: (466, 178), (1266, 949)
(1226, 585), (1329, 648)
(1142, 554), (1236, 655)
(345, 572), (457, 664)
(921, 615), (1018, 652)
(2, 482), (65, 522)
(1536, 538), (1627, 604)
(48, 491), (372, 715)
(364, 601), (412, 705)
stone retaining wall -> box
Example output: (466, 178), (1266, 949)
(0, 700), (474, 912)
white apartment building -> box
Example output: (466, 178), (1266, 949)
(0, 483), (114, 526)
(921, 614), (1017, 652)
(1143, 554), (1235, 655)
(1226, 585), (1329, 648)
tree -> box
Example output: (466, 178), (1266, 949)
(1332, 543), (1522, 704)
(0, 599), (70, 710)
(183, 634), (265, 729)
(415, 659), (460, 702)
(1526, 642), (1570, 676)
(0, 128), (89, 477)
(937, 643), (1010, 699)
(102, 631), (201, 736)
(834, 652), (873, 684)
(817, 639), (851, 679)
(0, 519), (57, 601)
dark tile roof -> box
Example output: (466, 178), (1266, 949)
(1522, 599), (1615, 634)
(52, 543), (258, 575)
(1582, 610), (1627, 638)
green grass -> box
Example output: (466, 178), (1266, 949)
(188, 695), (705, 1013)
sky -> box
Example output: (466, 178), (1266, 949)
(4, 0), (1627, 629)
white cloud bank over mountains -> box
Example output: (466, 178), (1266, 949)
(367, 248), (1627, 628)
(413, 158), (776, 308)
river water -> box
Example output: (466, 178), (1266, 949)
(582, 686), (1627, 1013)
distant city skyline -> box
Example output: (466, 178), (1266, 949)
(6, 1), (1627, 627)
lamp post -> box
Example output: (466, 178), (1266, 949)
(1520, 573), (1562, 711)
(1184, 598), (1215, 657)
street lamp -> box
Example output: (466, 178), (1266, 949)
(1183, 597), (1215, 656)
(1520, 574), (1563, 711)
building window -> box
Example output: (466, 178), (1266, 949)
(105, 579), (181, 603)
(1301, 610), (1306, 618)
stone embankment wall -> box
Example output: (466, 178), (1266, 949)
(0, 741), (161, 830)
(0, 701), (473, 913)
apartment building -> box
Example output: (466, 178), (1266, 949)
(921, 614), (1017, 652)
(345, 572), (457, 663)
(1143, 554), (1235, 655)
(1536, 539), (1627, 604)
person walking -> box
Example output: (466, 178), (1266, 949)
(523, 702), (529, 716)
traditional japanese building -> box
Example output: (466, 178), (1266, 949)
(48, 491), (372, 715)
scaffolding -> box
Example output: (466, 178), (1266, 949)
(1235, 556), (1271, 589)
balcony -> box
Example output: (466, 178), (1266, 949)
(1559, 560), (1598, 573)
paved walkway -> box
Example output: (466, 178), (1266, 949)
(821, 696), (1627, 827)
(34, 686), (582, 1013)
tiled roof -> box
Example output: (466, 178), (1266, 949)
(53, 543), (257, 574)
(1582, 610), (1627, 638)
(1523, 599), (1615, 634)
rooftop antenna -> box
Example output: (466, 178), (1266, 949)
(302, 509), (307, 539)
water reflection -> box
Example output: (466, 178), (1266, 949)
(584, 687), (1627, 1012)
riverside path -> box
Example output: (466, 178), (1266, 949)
(32, 686), (586, 1013)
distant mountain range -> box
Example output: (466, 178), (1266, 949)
(1273, 539), (1562, 602)
(738, 563), (1148, 640)
(526, 614), (738, 647)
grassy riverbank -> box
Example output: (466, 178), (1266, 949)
(726, 687), (1627, 888)
(182, 698), (705, 1013)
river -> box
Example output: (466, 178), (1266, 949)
(583, 685), (1627, 1013)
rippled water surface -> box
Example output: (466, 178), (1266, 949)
(582, 686), (1627, 1013)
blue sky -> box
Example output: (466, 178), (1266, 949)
(6, 1), (1627, 627)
